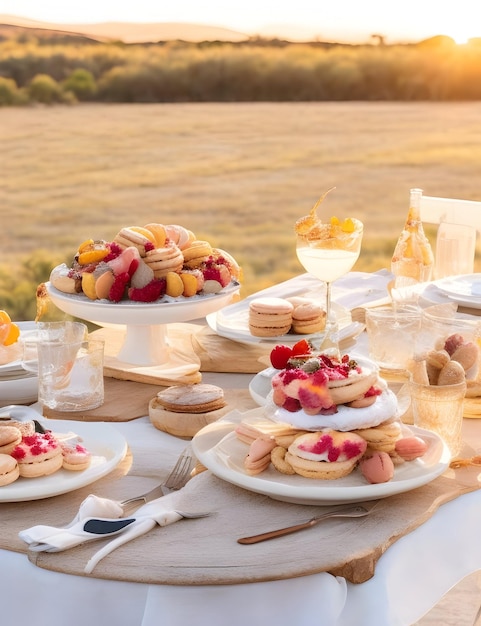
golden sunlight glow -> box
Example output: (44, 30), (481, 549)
(450, 27), (475, 45)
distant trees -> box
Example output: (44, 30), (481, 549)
(1, 36), (481, 106)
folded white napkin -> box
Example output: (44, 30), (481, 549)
(19, 492), (183, 574)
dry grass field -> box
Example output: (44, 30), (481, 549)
(2, 101), (481, 314)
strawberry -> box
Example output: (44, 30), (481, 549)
(291, 338), (312, 357)
(269, 344), (293, 369)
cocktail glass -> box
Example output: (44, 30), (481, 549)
(295, 194), (363, 354)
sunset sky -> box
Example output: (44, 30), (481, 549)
(1, 0), (479, 44)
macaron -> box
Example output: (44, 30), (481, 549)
(144, 242), (184, 278)
(61, 442), (92, 472)
(182, 240), (213, 268)
(248, 297), (294, 337)
(0, 425), (22, 455)
(10, 432), (63, 478)
(288, 298), (326, 334)
(113, 227), (155, 257)
(0, 454), (19, 486)
(149, 383), (226, 438)
(152, 383), (226, 413)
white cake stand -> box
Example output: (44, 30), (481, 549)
(47, 282), (240, 366)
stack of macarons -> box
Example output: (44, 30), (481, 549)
(248, 296), (326, 337)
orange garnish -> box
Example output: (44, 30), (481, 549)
(341, 218), (356, 233)
(295, 187), (336, 235)
(0, 310), (20, 346)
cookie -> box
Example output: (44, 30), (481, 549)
(149, 384), (226, 438)
(181, 240), (213, 268)
(10, 432), (63, 478)
(0, 425), (22, 455)
(287, 298), (326, 335)
(0, 453), (19, 486)
(248, 297), (294, 337)
(144, 241), (184, 277)
(153, 384), (226, 413)
(61, 441), (92, 471)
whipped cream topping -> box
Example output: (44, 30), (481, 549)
(266, 378), (399, 431)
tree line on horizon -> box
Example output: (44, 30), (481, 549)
(1, 34), (481, 105)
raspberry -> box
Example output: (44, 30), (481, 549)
(103, 242), (123, 262)
(109, 272), (130, 302)
(128, 278), (166, 302)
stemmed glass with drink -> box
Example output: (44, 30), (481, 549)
(295, 190), (363, 354)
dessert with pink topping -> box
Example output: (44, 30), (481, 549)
(10, 432), (63, 478)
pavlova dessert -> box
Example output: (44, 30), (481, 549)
(236, 339), (428, 484)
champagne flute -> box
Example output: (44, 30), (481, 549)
(295, 203), (363, 354)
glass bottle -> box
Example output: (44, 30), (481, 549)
(391, 188), (434, 288)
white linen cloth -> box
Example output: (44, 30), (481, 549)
(19, 492), (183, 573)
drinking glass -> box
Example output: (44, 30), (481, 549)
(20, 321), (88, 375)
(296, 217), (363, 354)
(435, 222), (476, 279)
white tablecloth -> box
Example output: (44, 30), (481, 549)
(2, 271), (481, 625)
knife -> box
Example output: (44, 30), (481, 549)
(237, 505), (370, 544)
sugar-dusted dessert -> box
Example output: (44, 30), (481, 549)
(10, 432), (63, 478)
(268, 342), (398, 432)
(235, 340), (428, 483)
(49, 222), (241, 304)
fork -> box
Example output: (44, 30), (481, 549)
(120, 451), (194, 513)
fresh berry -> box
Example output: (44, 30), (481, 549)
(103, 242), (123, 262)
(270, 344), (293, 369)
(291, 339), (312, 357)
(128, 278), (166, 302)
(108, 272), (130, 302)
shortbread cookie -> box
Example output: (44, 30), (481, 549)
(152, 384), (225, 413)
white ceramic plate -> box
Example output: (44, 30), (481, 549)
(436, 274), (481, 301)
(47, 281), (240, 326)
(207, 303), (356, 345)
(0, 321), (37, 375)
(192, 411), (450, 506)
(0, 417), (127, 502)
(0, 374), (38, 405)
(249, 367), (276, 406)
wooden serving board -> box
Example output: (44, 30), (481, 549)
(43, 382), (257, 423)
(42, 378), (163, 422)
(2, 462), (481, 586)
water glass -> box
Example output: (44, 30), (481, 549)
(409, 378), (466, 458)
(365, 305), (421, 372)
(21, 321), (88, 374)
(37, 335), (104, 412)
(435, 222), (476, 279)
(415, 308), (481, 381)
